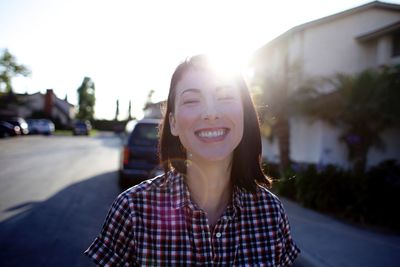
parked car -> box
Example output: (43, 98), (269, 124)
(27, 119), (55, 135)
(0, 121), (21, 138)
(72, 120), (91, 135)
(119, 118), (163, 187)
(4, 117), (29, 135)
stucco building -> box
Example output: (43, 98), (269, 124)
(252, 1), (400, 169)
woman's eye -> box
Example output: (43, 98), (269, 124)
(183, 99), (199, 104)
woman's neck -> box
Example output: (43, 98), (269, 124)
(186, 157), (233, 226)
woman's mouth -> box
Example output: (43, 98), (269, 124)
(195, 128), (229, 142)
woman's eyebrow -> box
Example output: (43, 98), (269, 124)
(180, 88), (200, 95)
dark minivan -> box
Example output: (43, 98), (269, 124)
(119, 118), (162, 187)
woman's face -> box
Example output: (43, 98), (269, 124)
(169, 67), (244, 163)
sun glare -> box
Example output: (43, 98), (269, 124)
(204, 50), (252, 80)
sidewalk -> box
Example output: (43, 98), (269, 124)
(282, 198), (400, 267)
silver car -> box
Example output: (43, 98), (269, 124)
(27, 119), (55, 135)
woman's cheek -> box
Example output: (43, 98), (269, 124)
(222, 102), (243, 118)
(177, 105), (201, 120)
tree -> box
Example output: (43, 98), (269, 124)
(115, 99), (119, 121)
(253, 78), (291, 174)
(251, 61), (307, 175)
(143, 89), (155, 110)
(128, 100), (132, 120)
(294, 65), (400, 173)
(77, 77), (96, 121)
(0, 48), (31, 93)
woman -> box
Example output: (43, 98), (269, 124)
(85, 55), (300, 266)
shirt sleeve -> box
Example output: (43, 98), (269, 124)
(278, 204), (300, 266)
(84, 193), (137, 266)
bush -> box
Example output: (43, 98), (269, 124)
(264, 160), (400, 232)
(364, 160), (400, 229)
(295, 165), (366, 218)
(263, 163), (297, 200)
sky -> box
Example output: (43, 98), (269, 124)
(1, 0), (399, 120)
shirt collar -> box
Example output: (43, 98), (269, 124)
(232, 185), (244, 212)
(170, 171), (244, 213)
(170, 171), (192, 210)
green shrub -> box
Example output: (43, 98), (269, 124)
(263, 160), (400, 232)
(263, 163), (297, 200)
(364, 160), (400, 229)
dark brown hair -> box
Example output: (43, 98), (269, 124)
(159, 55), (271, 193)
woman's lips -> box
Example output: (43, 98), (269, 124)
(194, 128), (230, 142)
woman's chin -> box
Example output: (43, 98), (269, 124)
(192, 151), (234, 164)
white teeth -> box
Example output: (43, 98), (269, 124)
(197, 129), (225, 138)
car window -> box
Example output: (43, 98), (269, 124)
(129, 123), (158, 146)
(75, 122), (87, 127)
(7, 121), (19, 126)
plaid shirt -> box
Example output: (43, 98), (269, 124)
(85, 172), (299, 266)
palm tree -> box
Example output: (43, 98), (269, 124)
(255, 78), (291, 173)
(251, 57), (311, 175)
(294, 65), (400, 173)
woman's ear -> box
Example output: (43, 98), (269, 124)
(169, 112), (178, 136)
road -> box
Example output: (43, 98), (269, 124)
(0, 133), (123, 266)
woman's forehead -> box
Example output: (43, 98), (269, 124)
(176, 68), (237, 92)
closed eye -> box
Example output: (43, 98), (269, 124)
(218, 96), (234, 100)
(183, 99), (200, 104)
(217, 95), (235, 101)
(216, 87), (237, 101)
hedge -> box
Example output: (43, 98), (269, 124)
(264, 160), (400, 232)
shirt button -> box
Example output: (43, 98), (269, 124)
(216, 232), (222, 238)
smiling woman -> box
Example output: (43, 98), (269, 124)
(85, 55), (300, 266)
(169, 65), (244, 164)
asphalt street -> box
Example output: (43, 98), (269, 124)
(0, 133), (123, 266)
(284, 198), (400, 267)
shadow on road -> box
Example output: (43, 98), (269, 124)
(4, 201), (40, 212)
(0, 171), (123, 267)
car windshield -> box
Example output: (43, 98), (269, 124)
(7, 121), (19, 126)
(129, 123), (158, 146)
(75, 122), (87, 127)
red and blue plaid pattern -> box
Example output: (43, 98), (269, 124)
(85, 171), (299, 266)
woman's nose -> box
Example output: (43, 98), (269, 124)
(201, 99), (220, 120)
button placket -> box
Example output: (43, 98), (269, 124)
(192, 210), (213, 264)
(210, 215), (232, 264)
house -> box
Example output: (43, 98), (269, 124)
(251, 1), (400, 169)
(0, 89), (76, 128)
(143, 101), (165, 119)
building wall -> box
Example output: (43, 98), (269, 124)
(300, 8), (400, 80)
(26, 93), (44, 111)
(257, 5), (400, 169)
(53, 97), (75, 125)
(254, 39), (287, 85)
(367, 128), (400, 167)
(13, 92), (75, 127)
(261, 136), (280, 164)
(288, 115), (350, 168)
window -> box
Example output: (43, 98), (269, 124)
(129, 123), (158, 146)
(392, 31), (400, 57)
